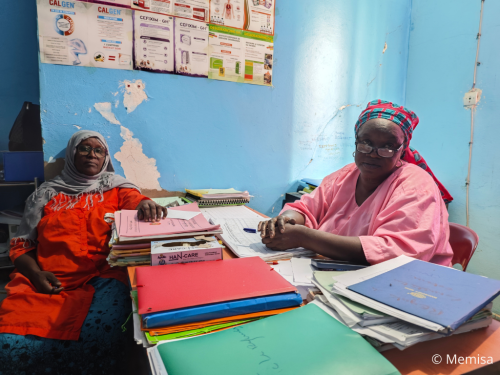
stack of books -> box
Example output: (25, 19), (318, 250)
(107, 202), (222, 267)
(184, 188), (251, 207)
(132, 257), (303, 345)
(310, 255), (500, 351)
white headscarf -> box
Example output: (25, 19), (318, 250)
(14, 130), (140, 243)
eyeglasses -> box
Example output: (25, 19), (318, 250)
(355, 142), (403, 158)
(76, 145), (107, 158)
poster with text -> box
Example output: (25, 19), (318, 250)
(174, 19), (209, 77)
(37, 0), (91, 66)
(208, 25), (245, 83)
(209, 0), (245, 29)
(133, 11), (174, 73)
(246, 0), (274, 35)
(87, 4), (133, 69)
(242, 30), (273, 85)
(132, 0), (209, 22)
(208, 25), (273, 86)
(86, 0), (132, 8)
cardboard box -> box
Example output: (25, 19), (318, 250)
(151, 237), (223, 266)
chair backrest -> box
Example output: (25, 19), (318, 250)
(449, 222), (479, 272)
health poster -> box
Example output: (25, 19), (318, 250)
(209, 0), (245, 29)
(88, 0), (132, 8)
(172, 0), (209, 22)
(132, 0), (172, 16)
(208, 25), (245, 83)
(242, 30), (273, 85)
(174, 19), (209, 77)
(87, 4), (133, 69)
(37, 0), (90, 66)
(133, 11), (174, 73)
(247, 0), (274, 35)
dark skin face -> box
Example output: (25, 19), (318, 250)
(355, 119), (406, 202)
(74, 137), (106, 176)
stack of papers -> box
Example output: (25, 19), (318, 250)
(185, 188), (251, 207)
(271, 258), (316, 299)
(131, 257), (302, 346)
(108, 203), (222, 267)
(311, 255), (499, 351)
(200, 206), (315, 261)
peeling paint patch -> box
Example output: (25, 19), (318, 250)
(114, 126), (162, 191)
(74, 125), (82, 129)
(122, 79), (148, 113)
(88, 108), (92, 113)
(113, 91), (119, 96)
(94, 102), (121, 125)
(382, 42), (387, 54)
(115, 100), (119, 108)
(339, 104), (352, 111)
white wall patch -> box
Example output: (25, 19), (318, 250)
(94, 102), (121, 125)
(122, 80), (148, 113)
(114, 126), (162, 191)
(74, 125), (82, 129)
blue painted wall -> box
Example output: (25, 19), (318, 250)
(39, 0), (411, 217)
(0, 0), (40, 151)
(406, 0), (500, 313)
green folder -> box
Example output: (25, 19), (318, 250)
(156, 304), (400, 375)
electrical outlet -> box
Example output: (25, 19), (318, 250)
(463, 89), (481, 108)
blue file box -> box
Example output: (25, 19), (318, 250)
(0, 152), (44, 182)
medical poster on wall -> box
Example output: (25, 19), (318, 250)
(132, 0), (209, 22)
(37, 0), (91, 66)
(86, 0), (132, 8)
(242, 30), (273, 85)
(87, 4), (133, 69)
(174, 18), (209, 77)
(133, 11), (174, 73)
(208, 25), (245, 83)
(209, 0), (245, 29)
(246, 0), (274, 35)
(208, 25), (273, 86)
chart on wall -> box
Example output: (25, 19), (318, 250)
(208, 25), (273, 86)
(37, 0), (276, 86)
(132, 0), (210, 22)
(37, 0), (133, 69)
(209, 0), (274, 35)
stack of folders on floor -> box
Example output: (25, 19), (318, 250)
(134, 257), (303, 346)
(147, 303), (400, 375)
(184, 188), (251, 207)
(200, 206), (315, 261)
(311, 255), (500, 352)
(107, 202), (222, 267)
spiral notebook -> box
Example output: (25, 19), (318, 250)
(184, 189), (251, 207)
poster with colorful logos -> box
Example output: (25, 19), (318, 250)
(87, 4), (133, 69)
(86, 0), (132, 8)
(133, 11), (174, 73)
(246, 0), (274, 35)
(208, 25), (245, 83)
(37, 0), (90, 66)
(209, 0), (245, 29)
(174, 18), (209, 77)
(208, 25), (272, 86)
(132, 0), (209, 22)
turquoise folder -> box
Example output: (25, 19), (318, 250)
(156, 304), (400, 375)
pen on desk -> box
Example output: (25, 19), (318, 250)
(266, 261), (279, 265)
(243, 228), (257, 233)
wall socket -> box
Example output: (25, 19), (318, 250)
(463, 89), (481, 108)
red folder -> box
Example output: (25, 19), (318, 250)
(136, 257), (297, 315)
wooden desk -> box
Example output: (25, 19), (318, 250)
(382, 320), (500, 375)
(130, 206), (500, 375)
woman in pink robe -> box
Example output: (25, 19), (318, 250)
(258, 100), (454, 266)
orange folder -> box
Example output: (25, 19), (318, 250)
(143, 306), (299, 336)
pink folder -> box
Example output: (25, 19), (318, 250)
(118, 203), (220, 238)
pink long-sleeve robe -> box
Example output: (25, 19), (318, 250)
(283, 163), (453, 266)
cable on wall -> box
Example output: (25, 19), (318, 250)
(465, 0), (485, 228)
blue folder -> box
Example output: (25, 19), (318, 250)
(348, 259), (500, 332)
(142, 292), (303, 329)
(301, 178), (323, 187)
